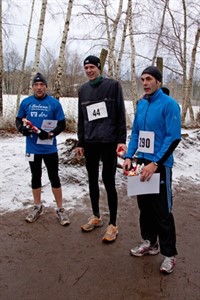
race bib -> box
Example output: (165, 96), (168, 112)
(138, 130), (155, 154)
(25, 153), (34, 162)
(86, 102), (108, 121)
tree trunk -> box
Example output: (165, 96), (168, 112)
(29, 0), (47, 93)
(152, 0), (169, 65)
(180, 0), (189, 123)
(53, 0), (74, 100)
(16, 0), (35, 112)
(0, 0), (3, 116)
(181, 26), (200, 123)
(103, 0), (111, 73)
(107, 0), (123, 78)
(100, 48), (108, 74)
(128, 0), (138, 113)
(115, 0), (129, 80)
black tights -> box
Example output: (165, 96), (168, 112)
(84, 143), (118, 226)
(29, 152), (61, 189)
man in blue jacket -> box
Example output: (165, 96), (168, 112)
(123, 66), (181, 274)
(16, 73), (70, 226)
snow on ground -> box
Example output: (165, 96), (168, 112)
(2, 95), (200, 128)
(0, 129), (199, 214)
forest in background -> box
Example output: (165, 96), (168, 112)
(1, 0), (200, 126)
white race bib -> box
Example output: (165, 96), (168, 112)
(138, 130), (155, 154)
(86, 102), (108, 121)
(25, 153), (34, 162)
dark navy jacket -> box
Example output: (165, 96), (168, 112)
(77, 77), (126, 147)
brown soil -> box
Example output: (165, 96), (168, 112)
(0, 180), (199, 300)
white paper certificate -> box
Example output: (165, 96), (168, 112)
(127, 173), (160, 196)
(37, 120), (57, 145)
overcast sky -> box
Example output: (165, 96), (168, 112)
(2, 0), (200, 80)
(3, 0), (78, 61)
(3, 0), (126, 63)
(3, 0), (154, 77)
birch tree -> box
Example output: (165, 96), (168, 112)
(151, 0), (169, 66)
(53, 0), (74, 99)
(127, 0), (138, 111)
(181, 26), (200, 123)
(115, 0), (129, 79)
(16, 0), (35, 111)
(104, 0), (123, 77)
(165, 0), (200, 124)
(0, 0), (3, 116)
(29, 0), (47, 93)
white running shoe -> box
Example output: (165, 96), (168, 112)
(160, 256), (176, 274)
(130, 240), (159, 257)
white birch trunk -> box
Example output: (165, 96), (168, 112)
(53, 0), (74, 99)
(103, 0), (111, 74)
(107, 0), (123, 77)
(180, 0), (189, 123)
(0, 0), (3, 116)
(182, 26), (200, 123)
(152, 0), (169, 65)
(128, 0), (138, 113)
(16, 0), (35, 111)
(115, 0), (129, 79)
(29, 0), (47, 93)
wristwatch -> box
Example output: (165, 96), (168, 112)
(152, 161), (158, 166)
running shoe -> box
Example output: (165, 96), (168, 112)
(102, 224), (118, 242)
(81, 215), (103, 231)
(130, 240), (159, 257)
(56, 208), (70, 226)
(160, 256), (176, 274)
(26, 204), (44, 223)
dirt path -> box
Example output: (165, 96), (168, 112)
(0, 181), (199, 300)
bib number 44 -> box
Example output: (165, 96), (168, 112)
(86, 101), (108, 121)
(93, 108), (101, 117)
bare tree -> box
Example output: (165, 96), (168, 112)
(53, 0), (74, 99)
(152, 0), (169, 66)
(115, 0), (129, 79)
(3, 48), (22, 94)
(105, 0), (124, 77)
(181, 26), (200, 123)
(165, 0), (200, 124)
(127, 0), (138, 112)
(29, 0), (47, 93)
(0, 0), (3, 116)
(16, 0), (35, 111)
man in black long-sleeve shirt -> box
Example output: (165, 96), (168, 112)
(75, 55), (127, 242)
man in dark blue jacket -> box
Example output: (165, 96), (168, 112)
(123, 66), (181, 274)
(75, 55), (127, 243)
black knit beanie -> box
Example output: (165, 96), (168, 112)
(83, 55), (101, 70)
(141, 66), (162, 82)
(32, 73), (48, 87)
